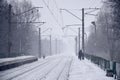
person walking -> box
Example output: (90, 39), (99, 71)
(78, 50), (82, 60)
(78, 50), (84, 60)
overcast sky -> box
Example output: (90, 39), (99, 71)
(29, 0), (102, 39)
(8, 0), (103, 38)
(9, 0), (103, 53)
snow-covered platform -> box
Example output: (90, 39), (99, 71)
(69, 57), (114, 80)
(0, 55), (114, 80)
(0, 56), (38, 71)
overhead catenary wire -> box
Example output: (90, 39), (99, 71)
(85, 9), (99, 14)
(52, 0), (64, 28)
(52, 0), (62, 25)
(60, 9), (82, 21)
(52, 0), (59, 11)
(42, 0), (62, 28)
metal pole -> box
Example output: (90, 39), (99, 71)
(50, 35), (52, 55)
(75, 36), (78, 55)
(19, 38), (22, 53)
(56, 38), (57, 54)
(78, 27), (80, 52)
(39, 28), (41, 58)
(82, 8), (85, 53)
(58, 40), (60, 54)
(8, 4), (12, 57)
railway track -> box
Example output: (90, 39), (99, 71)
(57, 57), (73, 80)
(0, 57), (54, 77)
(0, 56), (74, 80)
(40, 57), (73, 80)
(0, 57), (58, 80)
(37, 58), (64, 80)
(12, 57), (63, 80)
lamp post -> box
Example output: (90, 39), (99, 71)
(91, 21), (97, 42)
(91, 21), (97, 55)
(91, 21), (97, 34)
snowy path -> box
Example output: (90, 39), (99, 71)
(69, 57), (114, 80)
(0, 55), (114, 80)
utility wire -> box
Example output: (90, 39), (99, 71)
(60, 10), (65, 28)
(42, 0), (62, 28)
(52, 0), (63, 27)
(52, 0), (66, 32)
(53, 0), (66, 30)
(52, 0), (59, 11)
(61, 9), (82, 21)
(85, 9), (99, 14)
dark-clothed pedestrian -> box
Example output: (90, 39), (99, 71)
(78, 50), (82, 60)
(78, 50), (84, 60)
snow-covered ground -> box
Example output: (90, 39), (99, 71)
(69, 57), (114, 80)
(0, 55), (114, 80)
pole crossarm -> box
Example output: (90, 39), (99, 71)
(60, 9), (82, 21)
(60, 8), (100, 11)
(11, 22), (46, 24)
(60, 9), (82, 11)
(14, 7), (43, 16)
(63, 35), (77, 37)
(85, 13), (98, 16)
(84, 8), (100, 16)
(33, 22), (46, 27)
(62, 24), (82, 30)
(84, 8), (100, 10)
(42, 35), (51, 36)
(85, 9), (99, 14)
(66, 24), (82, 27)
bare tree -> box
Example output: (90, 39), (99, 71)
(9, 0), (40, 56)
(0, 0), (10, 57)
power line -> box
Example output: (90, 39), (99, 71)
(42, 0), (62, 28)
(15, 7), (43, 16)
(52, 0), (62, 27)
(52, 0), (65, 29)
(60, 9), (82, 21)
(85, 9), (99, 14)
(52, 0), (59, 11)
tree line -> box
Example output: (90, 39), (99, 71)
(86, 0), (120, 62)
(0, 0), (64, 58)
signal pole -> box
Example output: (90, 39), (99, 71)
(82, 8), (85, 53)
(75, 36), (78, 55)
(56, 38), (57, 54)
(39, 28), (41, 58)
(50, 35), (52, 55)
(78, 27), (80, 53)
(8, 4), (12, 57)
